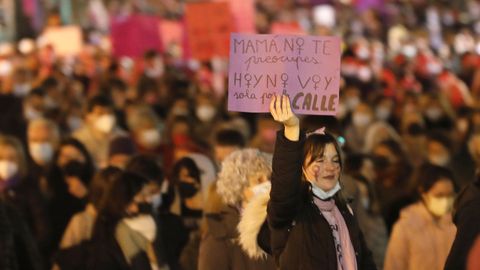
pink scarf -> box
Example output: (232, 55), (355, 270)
(314, 197), (358, 270)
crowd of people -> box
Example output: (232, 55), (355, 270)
(1, 0), (480, 269)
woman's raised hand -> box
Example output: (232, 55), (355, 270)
(270, 94), (300, 141)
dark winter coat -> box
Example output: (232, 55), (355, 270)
(445, 177), (480, 270)
(199, 188), (276, 270)
(266, 130), (377, 270)
(0, 200), (43, 270)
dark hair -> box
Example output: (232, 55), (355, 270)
(89, 167), (122, 210)
(303, 132), (343, 171)
(62, 160), (93, 186)
(417, 164), (456, 194)
(42, 77), (59, 89)
(99, 171), (149, 223)
(172, 157), (201, 184)
(345, 153), (372, 175)
(426, 132), (452, 150)
(215, 129), (245, 148)
(125, 154), (164, 186)
(86, 95), (114, 113)
(55, 138), (95, 181)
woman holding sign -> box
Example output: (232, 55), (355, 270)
(267, 95), (376, 270)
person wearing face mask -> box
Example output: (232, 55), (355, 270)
(73, 95), (126, 168)
(345, 102), (374, 153)
(171, 157), (204, 270)
(46, 138), (96, 256)
(58, 167), (122, 250)
(57, 172), (165, 270)
(27, 118), (60, 194)
(422, 94), (454, 132)
(127, 105), (165, 157)
(264, 95), (376, 270)
(199, 149), (276, 270)
(384, 164), (456, 270)
(193, 93), (220, 141)
(344, 154), (388, 269)
(126, 155), (189, 270)
(0, 135), (51, 267)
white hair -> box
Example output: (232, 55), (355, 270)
(216, 148), (272, 206)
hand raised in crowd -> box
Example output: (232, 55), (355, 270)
(269, 94), (300, 141)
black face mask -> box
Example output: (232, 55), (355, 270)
(178, 182), (199, 198)
(407, 123), (425, 136)
(373, 155), (390, 169)
(137, 202), (153, 214)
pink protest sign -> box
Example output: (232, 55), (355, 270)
(228, 33), (341, 115)
(110, 15), (163, 58)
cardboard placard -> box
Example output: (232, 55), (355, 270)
(228, 33), (341, 116)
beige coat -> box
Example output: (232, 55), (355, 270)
(384, 202), (456, 270)
(60, 203), (97, 249)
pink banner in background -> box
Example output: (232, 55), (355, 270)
(110, 15), (163, 58)
(184, 2), (233, 60)
(271, 22), (306, 35)
(215, 0), (256, 33)
(227, 33), (341, 116)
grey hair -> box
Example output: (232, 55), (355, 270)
(216, 148), (272, 206)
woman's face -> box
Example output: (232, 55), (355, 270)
(57, 145), (86, 167)
(303, 143), (341, 192)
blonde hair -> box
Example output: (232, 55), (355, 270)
(0, 135), (28, 177)
(216, 148), (272, 206)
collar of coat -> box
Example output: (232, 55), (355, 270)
(238, 192), (270, 260)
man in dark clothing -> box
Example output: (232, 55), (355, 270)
(445, 132), (480, 269)
(444, 178), (480, 270)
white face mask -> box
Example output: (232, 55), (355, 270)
(352, 113), (372, 127)
(375, 107), (391, 120)
(94, 114), (116, 134)
(311, 181), (341, 200)
(151, 193), (162, 210)
(345, 97), (360, 111)
(24, 106), (42, 121)
(424, 195), (454, 217)
(123, 214), (157, 242)
(29, 142), (54, 164)
(67, 116), (84, 132)
(251, 181), (271, 197)
(196, 105), (216, 122)
(428, 154), (450, 167)
(13, 83), (31, 97)
(425, 107), (443, 121)
(0, 161), (18, 180)
(140, 129), (161, 148)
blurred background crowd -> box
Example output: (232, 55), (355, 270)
(1, 0), (480, 269)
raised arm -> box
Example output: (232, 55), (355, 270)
(267, 95), (304, 230)
(270, 94), (299, 141)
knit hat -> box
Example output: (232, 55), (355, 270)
(108, 136), (137, 157)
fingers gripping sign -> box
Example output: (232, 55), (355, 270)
(270, 94), (300, 141)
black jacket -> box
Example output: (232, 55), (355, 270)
(267, 131), (376, 270)
(0, 200), (43, 270)
(444, 178), (480, 270)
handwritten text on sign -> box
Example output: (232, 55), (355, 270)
(227, 33), (341, 115)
